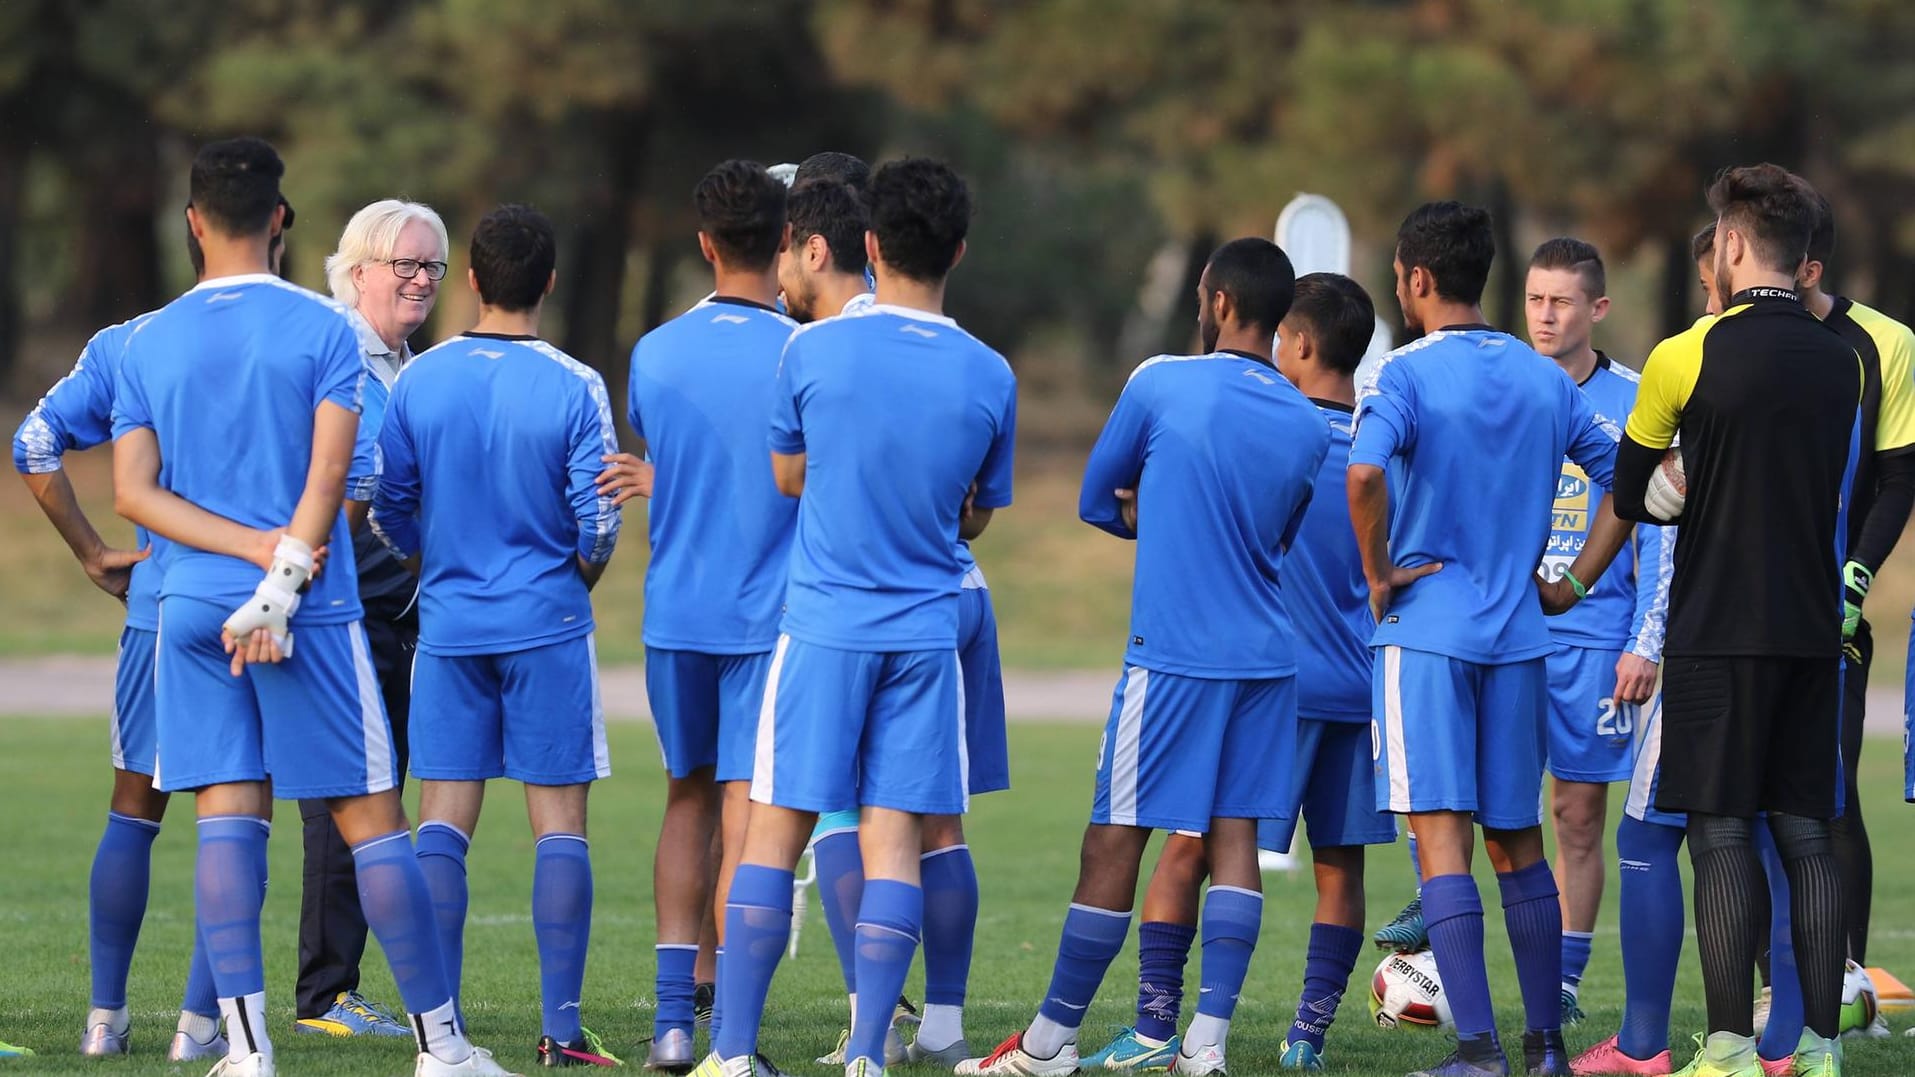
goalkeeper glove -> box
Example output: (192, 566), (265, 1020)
(1841, 559), (1872, 641)
(222, 535), (312, 658)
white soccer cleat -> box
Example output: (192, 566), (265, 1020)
(1171, 1043), (1227, 1077)
(688, 1052), (763, 1077)
(79, 1016), (129, 1058)
(955, 1034), (1079, 1077)
(170, 1029), (229, 1062)
(205, 1052), (277, 1077)
(846, 1059), (883, 1077)
(416, 1045), (523, 1077)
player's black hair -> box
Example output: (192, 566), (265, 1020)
(1286, 272), (1375, 375)
(188, 137), (285, 236)
(1203, 237), (1297, 334)
(469, 203), (556, 312)
(694, 160), (788, 272)
(1803, 182), (1836, 268)
(1706, 164), (1816, 275)
(1528, 236), (1606, 299)
(866, 157), (971, 283)
(787, 179), (868, 276)
(1394, 201), (1495, 305)
(795, 151), (871, 191)
(1691, 220), (1717, 263)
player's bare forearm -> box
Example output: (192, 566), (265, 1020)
(1347, 464), (1392, 588)
(21, 468), (108, 564)
(959, 506), (994, 541)
(344, 499), (370, 533)
(287, 401), (359, 550)
(1564, 494), (1630, 593)
(578, 555), (609, 591)
(771, 451), (806, 497)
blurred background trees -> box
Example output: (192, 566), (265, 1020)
(5, 0), (1915, 445)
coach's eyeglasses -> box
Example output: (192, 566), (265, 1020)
(385, 258), (449, 281)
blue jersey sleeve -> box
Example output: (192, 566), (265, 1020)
(1625, 522), (1674, 661)
(370, 381), (422, 560)
(973, 382), (1017, 510)
(769, 335), (806, 455)
(315, 320), (366, 416)
(1351, 360), (1415, 468)
(109, 350), (154, 440)
(13, 342), (116, 473)
(572, 370), (622, 565)
(625, 339), (647, 443)
(1079, 375), (1152, 538)
(347, 398), (379, 502)
(1564, 381), (1620, 488)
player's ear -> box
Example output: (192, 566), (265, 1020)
(544, 269), (556, 298)
(466, 267), (481, 297)
(948, 238), (967, 273)
(1590, 295), (1610, 324)
(807, 233), (829, 272)
(185, 205), (207, 243)
(864, 230), (881, 272)
(696, 232), (719, 267)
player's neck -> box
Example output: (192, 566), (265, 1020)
(197, 234), (274, 281)
(1421, 299), (1488, 333)
(470, 303), (542, 338)
(1724, 267), (1796, 298)
(1552, 345), (1601, 384)
(1212, 327), (1272, 365)
(1803, 286), (1835, 319)
(815, 274), (869, 317)
(872, 267), (947, 317)
(1293, 366), (1355, 407)
(711, 265), (780, 309)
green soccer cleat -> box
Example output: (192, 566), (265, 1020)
(1669, 1033), (1763, 1077)
(0, 1039), (31, 1059)
(1080, 1027), (1180, 1072)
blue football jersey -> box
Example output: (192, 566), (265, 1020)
(1289, 400), (1372, 719)
(1540, 356), (1673, 656)
(1351, 328), (1619, 664)
(14, 314), (163, 630)
(373, 333), (621, 656)
(1080, 351), (1329, 679)
(770, 304), (1016, 650)
(630, 297), (799, 653)
(111, 275), (365, 623)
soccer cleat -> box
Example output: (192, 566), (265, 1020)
(0, 1039), (32, 1058)
(688, 1053), (760, 1077)
(1375, 896), (1429, 953)
(820, 1031), (852, 1067)
(206, 1052), (278, 1077)
(538, 1029), (624, 1067)
(647, 1028), (696, 1073)
(955, 1033), (1080, 1077)
(753, 1053), (792, 1077)
(1171, 1042), (1226, 1076)
(295, 990), (412, 1037)
(693, 984), (715, 1031)
(906, 1037), (974, 1069)
(418, 1046), (525, 1077)
(1561, 988), (1587, 1026)
(1407, 1050), (1510, 1077)
(79, 1015), (130, 1057)
(1668, 1033), (1761, 1077)
(1569, 1035), (1673, 1076)
(1787, 1030), (1839, 1077)
(889, 997), (921, 1067)
(846, 1059), (882, 1077)
(1279, 1040), (1324, 1071)
(1081, 1027), (1179, 1071)
(1524, 1030), (1571, 1076)
(1753, 988), (1772, 1037)
(170, 1029), (231, 1063)
(1756, 1058), (1790, 1077)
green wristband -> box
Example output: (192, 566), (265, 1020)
(1564, 569), (1588, 599)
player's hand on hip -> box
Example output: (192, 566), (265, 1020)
(1114, 488), (1138, 533)
(1534, 574), (1580, 615)
(84, 544), (150, 602)
(1368, 561), (1441, 622)
(597, 453), (653, 506)
(1612, 653), (1658, 704)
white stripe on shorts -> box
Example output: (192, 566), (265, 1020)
(350, 622), (396, 794)
(587, 634), (610, 780)
(749, 635), (792, 805)
(1625, 694), (1663, 821)
(955, 648), (970, 813)
(1109, 667), (1148, 826)
(1382, 646), (1411, 813)
(150, 615), (164, 789)
(109, 636), (127, 771)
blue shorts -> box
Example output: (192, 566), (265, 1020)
(411, 635), (609, 786)
(1259, 717), (1398, 854)
(1546, 644), (1640, 782)
(960, 586), (1009, 796)
(153, 597), (397, 799)
(1091, 666), (1296, 833)
(750, 636), (966, 815)
(112, 626), (159, 776)
(646, 648), (771, 783)
(1624, 694), (1685, 828)
(1372, 646), (1547, 829)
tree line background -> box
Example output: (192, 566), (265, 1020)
(5, 0), (1915, 450)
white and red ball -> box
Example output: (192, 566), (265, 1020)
(1368, 949), (1454, 1031)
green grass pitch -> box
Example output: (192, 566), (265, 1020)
(2, 718), (1913, 1075)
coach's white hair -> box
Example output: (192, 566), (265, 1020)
(325, 199), (450, 308)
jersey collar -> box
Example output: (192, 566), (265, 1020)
(1310, 397), (1356, 414)
(189, 272), (281, 292)
(707, 294), (782, 314)
(870, 302), (958, 327)
(1436, 322), (1497, 333)
(1217, 347), (1277, 371)
(1729, 286), (1800, 306)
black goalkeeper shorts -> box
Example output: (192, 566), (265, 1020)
(1653, 654), (1842, 819)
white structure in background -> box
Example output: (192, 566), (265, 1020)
(1275, 193), (1395, 392)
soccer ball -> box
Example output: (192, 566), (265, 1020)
(1840, 960), (1881, 1036)
(1644, 444), (1686, 522)
(1368, 949), (1454, 1031)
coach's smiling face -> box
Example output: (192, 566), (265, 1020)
(355, 217), (443, 351)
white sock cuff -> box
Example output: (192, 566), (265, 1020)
(1205, 884), (1263, 901)
(1066, 902), (1133, 920)
(921, 843), (971, 862)
(1563, 929), (1596, 940)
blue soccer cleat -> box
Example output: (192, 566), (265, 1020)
(293, 991), (411, 1038)
(1081, 1027), (1180, 1072)
(1279, 1039), (1325, 1071)
(1375, 896), (1429, 953)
